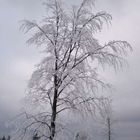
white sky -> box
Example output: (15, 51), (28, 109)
(0, 0), (140, 139)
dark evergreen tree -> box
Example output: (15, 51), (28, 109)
(2, 136), (6, 140)
(7, 136), (10, 140)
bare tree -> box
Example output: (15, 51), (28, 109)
(19, 0), (132, 139)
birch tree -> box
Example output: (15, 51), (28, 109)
(20, 0), (132, 139)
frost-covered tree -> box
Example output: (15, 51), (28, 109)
(20, 0), (132, 139)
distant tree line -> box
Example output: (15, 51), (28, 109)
(0, 136), (10, 140)
(0, 134), (40, 140)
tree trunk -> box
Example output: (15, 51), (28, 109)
(50, 84), (57, 140)
(50, 58), (58, 140)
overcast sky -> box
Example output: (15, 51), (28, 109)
(0, 0), (140, 139)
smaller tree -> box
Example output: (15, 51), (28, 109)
(99, 99), (115, 140)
